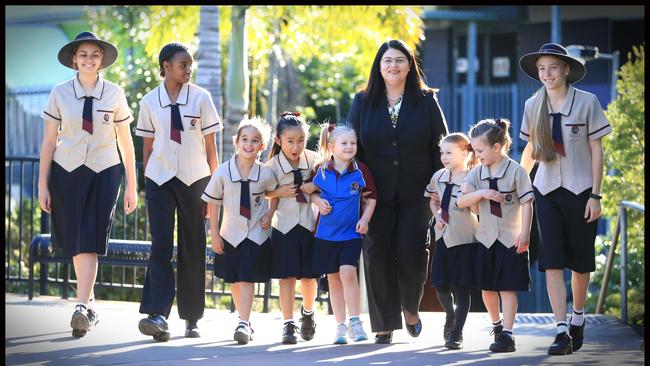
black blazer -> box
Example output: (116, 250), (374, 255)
(347, 89), (448, 202)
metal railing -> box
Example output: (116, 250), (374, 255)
(5, 156), (329, 312)
(596, 200), (645, 323)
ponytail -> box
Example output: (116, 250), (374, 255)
(529, 87), (558, 162)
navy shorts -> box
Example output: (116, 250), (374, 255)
(49, 162), (122, 257)
(214, 238), (272, 283)
(475, 241), (531, 292)
(534, 187), (598, 273)
(271, 225), (318, 279)
(312, 238), (362, 275)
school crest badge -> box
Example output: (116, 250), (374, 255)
(191, 119), (197, 126)
(571, 126), (579, 134)
(103, 113), (110, 122)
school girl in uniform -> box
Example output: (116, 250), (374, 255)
(518, 43), (612, 355)
(264, 112), (320, 344)
(135, 42), (222, 341)
(202, 118), (276, 345)
(38, 32), (137, 337)
(310, 124), (377, 345)
(456, 118), (534, 353)
(424, 132), (479, 350)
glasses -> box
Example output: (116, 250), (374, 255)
(381, 57), (408, 66)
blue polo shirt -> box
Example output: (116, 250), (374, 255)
(312, 160), (376, 242)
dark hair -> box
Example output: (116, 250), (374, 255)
(71, 42), (104, 71)
(362, 39), (432, 107)
(158, 42), (189, 77)
(267, 111), (309, 161)
(468, 118), (512, 153)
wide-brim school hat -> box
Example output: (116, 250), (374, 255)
(519, 43), (586, 84)
(58, 31), (118, 70)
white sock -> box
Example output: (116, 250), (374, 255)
(502, 328), (513, 337)
(556, 321), (569, 334)
(284, 319), (295, 325)
(302, 306), (313, 315)
(492, 319), (503, 327)
(87, 297), (94, 310)
(571, 308), (585, 326)
(238, 319), (250, 326)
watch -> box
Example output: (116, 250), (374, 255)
(589, 193), (602, 200)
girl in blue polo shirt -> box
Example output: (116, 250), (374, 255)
(310, 124), (377, 344)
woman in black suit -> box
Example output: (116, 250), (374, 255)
(347, 39), (448, 343)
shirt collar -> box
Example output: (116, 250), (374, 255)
(72, 73), (105, 100)
(158, 82), (190, 108)
(480, 156), (511, 180)
(228, 155), (261, 182)
(278, 151), (310, 174)
(437, 169), (452, 183)
(325, 158), (358, 175)
(546, 84), (576, 116)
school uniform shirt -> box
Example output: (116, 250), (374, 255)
(264, 149), (320, 234)
(312, 160), (377, 242)
(201, 155), (277, 247)
(41, 74), (134, 172)
(464, 157), (534, 249)
(520, 85), (613, 195)
(424, 168), (478, 247)
(135, 82), (222, 186)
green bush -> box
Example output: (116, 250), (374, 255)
(586, 44), (644, 327)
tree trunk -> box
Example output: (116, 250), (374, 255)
(196, 5), (224, 160)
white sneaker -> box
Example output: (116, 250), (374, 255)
(334, 323), (348, 344)
(347, 318), (368, 341)
(234, 322), (254, 344)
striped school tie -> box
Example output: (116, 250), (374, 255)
(170, 104), (184, 144)
(551, 112), (565, 156)
(487, 178), (502, 218)
(82, 97), (93, 134)
(240, 181), (251, 219)
(440, 183), (453, 223)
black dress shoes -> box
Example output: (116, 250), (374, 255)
(299, 307), (316, 341)
(569, 322), (585, 351)
(491, 324), (503, 342)
(405, 318), (422, 337)
(374, 331), (393, 344)
(443, 317), (455, 341)
(548, 332), (573, 355)
(444, 330), (463, 350)
(282, 322), (299, 344)
(185, 319), (200, 338)
(489, 332), (516, 353)
(139, 314), (171, 342)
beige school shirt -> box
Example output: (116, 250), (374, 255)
(135, 82), (223, 186)
(41, 74), (134, 172)
(520, 85), (613, 195)
(465, 157), (534, 249)
(265, 149), (320, 234)
(201, 155), (277, 247)
(424, 168), (478, 247)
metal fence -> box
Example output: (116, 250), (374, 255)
(5, 86), (52, 157)
(5, 157), (329, 311)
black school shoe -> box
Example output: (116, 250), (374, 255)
(299, 307), (316, 341)
(490, 324), (503, 342)
(570, 322), (585, 351)
(548, 332), (573, 355)
(374, 331), (393, 344)
(139, 314), (171, 342)
(443, 317), (455, 342)
(489, 332), (516, 353)
(185, 319), (200, 338)
(444, 330), (463, 350)
(282, 322), (300, 344)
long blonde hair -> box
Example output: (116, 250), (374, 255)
(529, 87), (558, 162)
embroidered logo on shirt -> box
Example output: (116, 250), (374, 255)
(349, 182), (361, 194)
(504, 193), (515, 206)
(254, 195), (262, 206)
(571, 126), (579, 134)
(104, 113), (110, 122)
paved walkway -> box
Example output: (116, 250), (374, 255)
(5, 293), (644, 366)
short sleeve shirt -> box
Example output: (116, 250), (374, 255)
(424, 168), (478, 247)
(464, 157), (534, 249)
(520, 85), (613, 195)
(264, 149), (321, 234)
(136, 82), (223, 186)
(201, 155), (277, 246)
(41, 74), (134, 172)
(313, 160), (377, 242)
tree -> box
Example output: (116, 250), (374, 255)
(587, 44), (644, 327)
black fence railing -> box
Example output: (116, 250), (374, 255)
(6, 156), (329, 312)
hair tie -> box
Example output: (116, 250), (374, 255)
(327, 123), (337, 133)
(281, 111), (301, 117)
(467, 145), (473, 152)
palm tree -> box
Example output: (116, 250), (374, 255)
(195, 5), (224, 159)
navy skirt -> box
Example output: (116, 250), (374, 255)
(475, 240), (531, 292)
(271, 225), (318, 279)
(49, 162), (122, 257)
(429, 238), (478, 288)
(214, 238), (272, 283)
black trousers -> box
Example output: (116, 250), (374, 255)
(363, 197), (432, 332)
(139, 176), (209, 320)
